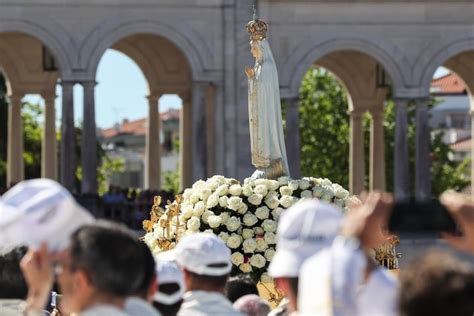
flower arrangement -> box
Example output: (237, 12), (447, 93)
(143, 175), (356, 283)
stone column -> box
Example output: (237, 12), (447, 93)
(205, 84), (216, 177)
(349, 110), (365, 195)
(42, 93), (57, 180)
(7, 94), (24, 185)
(285, 97), (301, 178)
(370, 109), (386, 191)
(415, 98), (432, 200)
(471, 106), (474, 198)
(60, 81), (76, 192)
(180, 93), (192, 191)
(145, 94), (161, 190)
(394, 98), (410, 200)
(192, 82), (208, 182)
(81, 81), (98, 194)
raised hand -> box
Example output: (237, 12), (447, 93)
(245, 66), (255, 79)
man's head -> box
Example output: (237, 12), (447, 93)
(153, 260), (185, 316)
(169, 233), (232, 293)
(55, 221), (146, 313)
(0, 247), (27, 299)
(268, 199), (343, 311)
(399, 251), (474, 316)
(225, 274), (259, 303)
(134, 242), (157, 302)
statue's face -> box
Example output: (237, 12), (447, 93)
(250, 41), (262, 59)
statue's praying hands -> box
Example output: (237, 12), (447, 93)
(245, 66), (255, 79)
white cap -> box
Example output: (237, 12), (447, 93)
(167, 233), (232, 276)
(268, 199), (343, 278)
(153, 260), (185, 305)
(0, 179), (94, 251)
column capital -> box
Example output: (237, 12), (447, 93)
(348, 109), (365, 118)
(369, 109), (384, 119)
(41, 92), (57, 102)
(147, 93), (162, 104)
(81, 80), (98, 89)
(7, 94), (23, 104)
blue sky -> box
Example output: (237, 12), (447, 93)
(23, 50), (449, 128)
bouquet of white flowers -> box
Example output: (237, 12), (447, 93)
(143, 175), (356, 283)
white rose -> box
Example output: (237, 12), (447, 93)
(280, 196), (295, 208)
(248, 194), (263, 206)
(237, 203), (249, 215)
(207, 194), (220, 208)
(254, 184), (269, 197)
(208, 215), (222, 228)
(299, 179), (311, 190)
(262, 219), (277, 232)
(218, 232), (230, 242)
(203, 229), (213, 234)
(219, 196), (229, 208)
(226, 216), (241, 232)
(271, 208), (284, 220)
(239, 263), (252, 273)
(215, 184), (229, 196)
(301, 190), (313, 199)
(254, 227), (264, 236)
(187, 217), (201, 232)
(288, 180), (299, 191)
(220, 212), (230, 225)
(249, 254), (266, 268)
(278, 176), (289, 186)
(256, 238), (268, 252)
(264, 248), (276, 261)
(229, 184), (243, 196)
(313, 186), (324, 198)
(182, 189), (192, 201)
(190, 193), (200, 204)
(206, 180), (219, 191)
(334, 198), (345, 208)
(227, 234), (242, 249)
(242, 184), (253, 197)
(279, 186), (293, 196)
(231, 252), (244, 266)
(264, 232), (277, 244)
(201, 210), (215, 224)
(182, 204), (194, 219)
(268, 180), (280, 191)
(334, 186), (349, 200)
(243, 238), (257, 253)
(321, 194), (333, 203)
(192, 180), (206, 190)
(199, 189), (212, 201)
(321, 178), (332, 186)
(266, 190), (278, 198)
(211, 175), (226, 184)
(260, 272), (272, 283)
(243, 213), (258, 227)
(242, 228), (254, 240)
(264, 196), (280, 210)
(193, 201), (206, 217)
(254, 179), (269, 187)
(255, 206), (270, 220)
(228, 196), (243, 211)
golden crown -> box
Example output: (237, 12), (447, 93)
(246, 6), (267, 41)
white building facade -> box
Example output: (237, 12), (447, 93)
(1, 0), (474, 198)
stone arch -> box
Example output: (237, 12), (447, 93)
(79, 20), (210, 81)
(0, 19), (74, 78)
(280, 38), (406, 98)
(418, 38), (474, 92)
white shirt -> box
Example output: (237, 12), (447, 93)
(357, 268), (398, 316)
(178, 291), (244, 316)
(124, 297), (161, 316)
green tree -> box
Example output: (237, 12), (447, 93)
(297, 66), (470, 194)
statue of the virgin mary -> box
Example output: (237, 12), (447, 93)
(245, 13), (290, 180)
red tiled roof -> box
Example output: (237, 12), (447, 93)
(101, 109), (180, 138)
(451, 137), (471, 152)
(431, 73), (467, 94)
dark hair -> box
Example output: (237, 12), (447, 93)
(135, 242), (156, 298)
(399, 251), (474, 316)
(287, 277), (299, 299)
(152, 283), (183, 316)
(225, 274), (259, 302)
(69, 221), (145, 297)
(187, 270), (229, 289)
(0, 247), (27, 299)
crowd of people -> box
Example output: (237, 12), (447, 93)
(0, 179), (474, 316)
